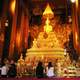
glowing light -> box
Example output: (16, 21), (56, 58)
(44, 18), (52, 33)
(16, 31), (21, 48)
(75, 32), (78, 44)
(64, 49), (67, 56)
(70, 0), (76, 3)
(10, 0), (16, 14)
(43, 3), (54, 17)
(76, 0), (78, 8)
(5, 20), (8, 27)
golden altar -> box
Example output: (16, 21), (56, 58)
(25, 3), (70, 64)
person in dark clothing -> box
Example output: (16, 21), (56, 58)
(36, 61), (44, 78)
(8, 60), (17, 77)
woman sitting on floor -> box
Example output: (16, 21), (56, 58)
(46, 62), (55, 78)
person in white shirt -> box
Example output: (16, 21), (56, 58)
(46, 62), (54, 77)
(1, 65), (8, 77)
(1, 59), (9, 77)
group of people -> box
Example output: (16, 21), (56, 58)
(36, 61), (55, 78)
(0, 59), (17, 78)
(0, 58), (55, 78)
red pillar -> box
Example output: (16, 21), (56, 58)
(9, 0), (18, 58)
(23, 12), (29, 49)
(9, 0), (29, 58)
(19, 9), (29, 55)
(77, 0), (80, 55)
(72, 0), (80, 55)
(0, 0), (9, 58)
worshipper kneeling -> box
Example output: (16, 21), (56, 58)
(46, 62), (55, 78)
(7, 60), (17, 77)
(36, 61), (44, 78)
(1, 59), (9, 78)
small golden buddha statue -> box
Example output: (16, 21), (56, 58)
(18, 54), (24, 64)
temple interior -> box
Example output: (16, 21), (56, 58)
(0, 0), (80, 78)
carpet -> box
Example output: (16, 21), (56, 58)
(0, 77), (80, 80)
